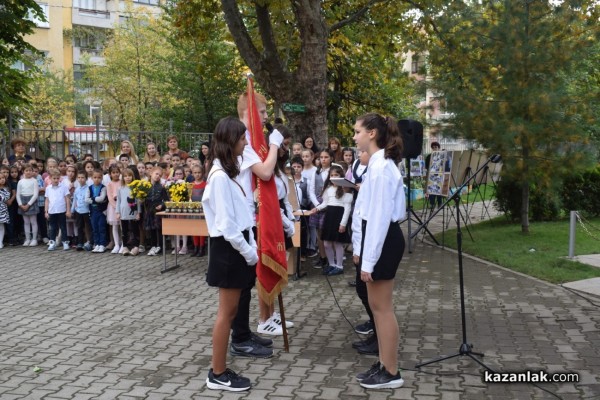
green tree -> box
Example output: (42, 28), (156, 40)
(426, 0), (600, 233)
(171, 0), (426, 145)
(84, 8), (175, 132)
(0, 0), (45, 118)
(20, 65), (74, 130)
(162, 8), (245, 133)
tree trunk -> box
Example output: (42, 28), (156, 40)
(220, 0), (329, 146)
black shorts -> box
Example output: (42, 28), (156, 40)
(359, 220), (405, 280)
(206, 231), (256, 289)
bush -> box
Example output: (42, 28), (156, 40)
(495, 177), (561, 222)
(561, 166), (600, 217)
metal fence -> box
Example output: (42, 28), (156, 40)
(1, 125), (212, 162)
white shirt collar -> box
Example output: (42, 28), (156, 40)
(368, 149), (385, 167)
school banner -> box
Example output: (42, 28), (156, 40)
(246, 76), (288, 303)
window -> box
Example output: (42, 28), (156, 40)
(134, 0), (160, 5)
(11, 51), (47, 71)
(73, 64), (85, 81)
(74, 0), (96, 9)
(29, 3), (49, 28)
(411, 54), (425, 74)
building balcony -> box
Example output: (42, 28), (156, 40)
(73, 46), (105, 65)
(72, 7), (116, 29)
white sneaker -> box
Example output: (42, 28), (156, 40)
(257, 318), (283, 336)
(147, 247), (157, 256)
(48, 241), (56, 251)
(119, 246), (127, 254)
(91, 245), (99, 253)
(29, 240), (38, 247)
(96, 245), (106, 253)
(23, 239), (31, 246)
(63, 242), (70, 251)
(111, 245), (121, 254)
(272, 311), (295, 328)
(138, 245), (145, 253)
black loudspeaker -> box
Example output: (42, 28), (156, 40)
(398, 119), (424, 159)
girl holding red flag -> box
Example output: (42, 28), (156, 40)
(203, 116), (259, 392)
(351, 113), (406, 389)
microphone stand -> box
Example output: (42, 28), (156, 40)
(414, 154), (500, 371)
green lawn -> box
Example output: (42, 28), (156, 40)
(435, 217), (600, 284)
(409, 183), (497, 211)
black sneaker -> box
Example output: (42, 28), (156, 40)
(356, 361), (381, 382)
(313, 257), (326, 269)
(230, 339), (273, 358)
(306, 249), (318, 258)
(359, 365), (404, 389)
(355, 320), (374, 335)
(251, 332), (273, 348)
(206, 368), (251, 391)
(352, 333), (377, 349)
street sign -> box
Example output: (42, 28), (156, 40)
(282, 103), (306, 113)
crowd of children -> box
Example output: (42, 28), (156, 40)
(0, 136), (366, 270)
(0, 141), (209, 256)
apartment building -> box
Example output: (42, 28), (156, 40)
(25, 0), (162, 127)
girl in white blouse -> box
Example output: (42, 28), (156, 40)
(351, 113), (406, 389)
(310, 165), (353, 275)
(203, 116), (258, 392)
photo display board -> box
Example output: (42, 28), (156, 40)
(426, 151), (453, 197)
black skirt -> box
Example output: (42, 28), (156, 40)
(206, 231), (256, 289)
(321, 206), (351, 243)
(359, 220), (404, 280)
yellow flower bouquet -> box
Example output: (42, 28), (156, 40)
(167, 180), (191, 202)
(128, 180), (152, 200)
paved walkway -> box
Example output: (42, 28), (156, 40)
(0, 202), (599, 399)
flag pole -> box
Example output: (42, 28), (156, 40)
(277, 293), (289, 352)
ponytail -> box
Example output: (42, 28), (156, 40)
(356, 113), (404, 163)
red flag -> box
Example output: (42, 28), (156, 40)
(246, 76), (288, 304)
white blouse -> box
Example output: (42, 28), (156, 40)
(16, 177), (39, 206)
(316, 186), (353, 227)
(352, 149), (406, 274)
(203, 159), (258, 265)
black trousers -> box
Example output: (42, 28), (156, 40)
(74, 211), (91, 246)
(37, 205), (48, 239)
(355, 262), (376, 336)
(121, 219), (140, 248)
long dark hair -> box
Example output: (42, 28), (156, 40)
(199, 141), (210, 164)
(356, 113), (403, 163)
(208, 117), (246, 179)
(322, 165), (345, 199)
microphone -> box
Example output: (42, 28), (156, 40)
(265, 122), (274, 133)
(490, 154), (502, 163)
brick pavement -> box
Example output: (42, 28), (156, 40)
(0, 205), (599, 399)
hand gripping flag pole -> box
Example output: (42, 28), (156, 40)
(246, 74), (290, 351)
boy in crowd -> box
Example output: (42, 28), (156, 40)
(72, 170), (92, 251)
(45, 171), (71, 251)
